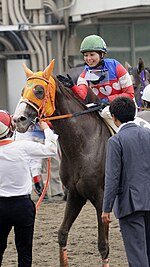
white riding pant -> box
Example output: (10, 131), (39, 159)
(100, 106), (119, 133)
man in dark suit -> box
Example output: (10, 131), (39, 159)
(102, 96), (150, 267)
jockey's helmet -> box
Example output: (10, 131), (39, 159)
(80, 35), (107, 54)
(0, 110), (12, 138)
(142, 84), (150, 102)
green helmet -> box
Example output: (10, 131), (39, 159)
(80, 35), (107, 54)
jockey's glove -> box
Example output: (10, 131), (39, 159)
(97, 98), (110, 109)
(56, 74), (74, 89)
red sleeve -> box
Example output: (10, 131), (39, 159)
(108, 65), (135, 102)
(71, 84), (88, 100)
(108, 84), (135, 102)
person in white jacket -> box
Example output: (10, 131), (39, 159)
(0, 109), (58, 267)
(14, 124), (64, 201)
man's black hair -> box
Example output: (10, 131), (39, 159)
(109, 96), (136, 123)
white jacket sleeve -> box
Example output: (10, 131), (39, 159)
(21, 128), (59, 159)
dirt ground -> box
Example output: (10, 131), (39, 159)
(2, 192), (128, 267)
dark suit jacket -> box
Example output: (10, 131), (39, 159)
(103, 122), (150, 219)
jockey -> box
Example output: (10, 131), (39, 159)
(141, 84), (150, 108)
(57, 34), (135, 132)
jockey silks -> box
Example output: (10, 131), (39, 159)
(76, 58), (134, 101)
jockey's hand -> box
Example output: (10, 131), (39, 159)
(98, 98), (110, 109)
(38, 121), (49, 131)
(56, 74), (74, 89)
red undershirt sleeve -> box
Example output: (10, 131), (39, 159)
(71, 84), (88, 100)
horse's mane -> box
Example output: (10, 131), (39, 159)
(53, 77), (103, 123)
(54, 76), (100, 110)
(54, 76), (89, 110)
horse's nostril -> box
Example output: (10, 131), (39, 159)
(20, 116), (27, 122)
(13, 116), (27, 123)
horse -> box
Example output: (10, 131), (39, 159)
(12, 60), (111, 267)
(125, 58), (150, 109)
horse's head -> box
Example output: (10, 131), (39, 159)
(125, 58), (150, 87)
(13, 60), (56, 132)
(125, 58), (150, 108)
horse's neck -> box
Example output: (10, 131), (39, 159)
(53, 86), (109, 142)
(55, 88), (87, 114)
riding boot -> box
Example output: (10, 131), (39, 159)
(33, 175), (48, 199)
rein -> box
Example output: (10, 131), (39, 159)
(38, 104), (102, 122)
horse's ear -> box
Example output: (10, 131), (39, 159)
(125, 61), (132, 71)
(138, 58), (145, 73)
(22, 63), (34, 78)
(43, 59), (55, 80)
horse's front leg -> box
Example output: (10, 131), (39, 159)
(58, 191), (86, 267)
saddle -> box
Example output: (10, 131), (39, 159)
(103, 119), (116, 136)
(86, 103), (116, 136)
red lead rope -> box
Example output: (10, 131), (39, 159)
(0, 140), (14, 145)
(36, 158), (51, 211)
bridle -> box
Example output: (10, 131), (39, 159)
(21, 75), (55, 120)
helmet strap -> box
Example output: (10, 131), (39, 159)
(93, 52), (105, 68)
(94, 58), (105, 68)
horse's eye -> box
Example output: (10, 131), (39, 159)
(33, 85), (45, 99)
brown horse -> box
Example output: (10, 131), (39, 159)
(13, 60), (111, 267)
